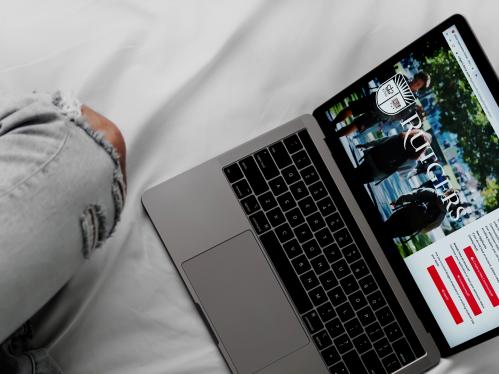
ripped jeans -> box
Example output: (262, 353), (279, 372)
(0, 92), (125, 373)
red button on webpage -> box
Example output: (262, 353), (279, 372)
(464, 246), (499, 307)
(427, 265), (463, 324)
(445, 256), (481, 316)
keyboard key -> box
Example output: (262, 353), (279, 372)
(328, 286), (347, 307)
(343, 243), (361, 264)
(337, 302), (355, 322)
(343, 349), (367, 374)
(239, 156), (269, 195)
(317, 301), (336, 322)
(374, 338), (392, 358)
(291, 254), (311, 275)
(384, 322), (403, 342)
(249, 211), (271, 234)
(268, 176), (288, 196)
(223, 163), (243, 183)
(259, 231), (312, 314)
(366, 322), (385, 343)
(306, 212), (326, 232)
(345, 317), (363, 338)
(317, 196), (336, 216)
(315, 227), (334, 247)
(240, 195), (260, 215)
(277, 192), (296, 212)
(266, 207), (286, 227)
(313, 329), (332, 350)
(283, 239), (302, 259)
(254, 149), (279, 180)
(309, 286), (328, 306)
(339, 274), (359, 295)
(351, 259), (369, 279)
(376, 306), (395, 326)
(353, 333), (372, 354)
(333, 333), (353, 354)
(275, 222), (294, 243)
(300, 165), (319, 185)
(321, 345), (340, 367)
(292, 150), (311, 169)
(359, 275), (377, 295)
(392, 338), (415, 366)
(309, 181), (327, 200)
(367, 291), (387, 311)
(258, 191), (277, 211)
(300, 270), (319, 291)
(319, 270), (338, 290)
(361, 350), (386, 374)
(283, 134), (302, 154)
(303, 239), (321, 259)
(310, 255), (329, 275)
(329, 362), (348, 374)
(302, 309), (323, 334)
(282, 164), (300, 184)
(348, 290), (368, 311)
(358, 306), (376, 326)
(294, 223), (313, 243)
(382, 353), (401, 372)
(269, 142), (292, 169)
(232, 179), (252, 199)
(325, 317), (345, 338)
(325, 212), (343, 232)
(298, 196), (317, 216)
(285, 207), (305, 227)
(324, 243), (342, 263)
(334, 227), (353, 248)
(290, 180), (308, 200)
(331, 259), (350, 279)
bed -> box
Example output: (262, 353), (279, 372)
(2, 1), (499, 373)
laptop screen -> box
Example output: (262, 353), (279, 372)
(314, 17), (499, 350)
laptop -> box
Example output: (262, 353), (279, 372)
(142, 14), (499, 374)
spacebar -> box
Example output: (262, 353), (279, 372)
(259, 231), (313, 314)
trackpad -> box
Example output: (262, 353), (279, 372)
(183, 231), (309, 374)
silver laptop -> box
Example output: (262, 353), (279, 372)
(143, 14), (499, 373)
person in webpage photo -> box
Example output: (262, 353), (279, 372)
(353, 129), (433, 184)
(0, 91), (126, 374)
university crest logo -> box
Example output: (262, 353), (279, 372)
(376, 74), (416, 115)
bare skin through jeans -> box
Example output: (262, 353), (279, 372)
(0, 92), (126, 374)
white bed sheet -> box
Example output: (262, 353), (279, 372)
(2, 1), (499, 373)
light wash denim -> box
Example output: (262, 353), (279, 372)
(0, 92), (125, 373)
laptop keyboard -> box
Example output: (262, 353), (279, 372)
(223, 129), (424, 374)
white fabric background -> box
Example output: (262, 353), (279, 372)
(1, 1), (499, 373)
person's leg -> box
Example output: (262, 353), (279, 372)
(382, 211), (413, 238)
(0, 91), (126, 373)
(383, 206), (423, 238)
(80, 105), (126, 181)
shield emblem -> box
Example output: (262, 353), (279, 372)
(376, 74), (416, 115)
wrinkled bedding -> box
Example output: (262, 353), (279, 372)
(2, 1), (499, 373)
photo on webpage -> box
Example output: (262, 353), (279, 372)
(322, 29), (499, 260)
